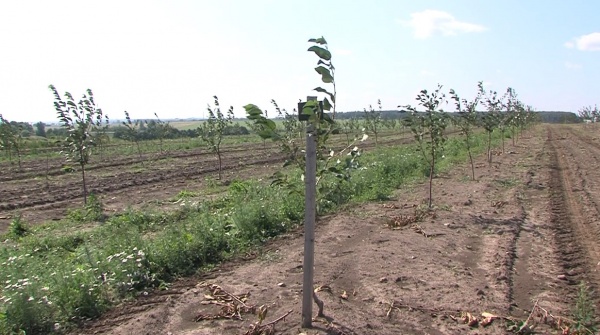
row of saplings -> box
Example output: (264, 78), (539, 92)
(41, 78), (536, 210)
(400, 82), (537, 208)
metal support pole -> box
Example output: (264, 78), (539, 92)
(301, 123), (317, 328)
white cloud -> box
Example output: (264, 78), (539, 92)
(482, 81), (493, 87)
(401, 10), (486, 39)
(419, 70), (435, 76)
(565, 61), (582, 70)
(565, 32), (600, 51)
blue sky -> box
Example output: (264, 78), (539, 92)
(0, 0), (598, 122)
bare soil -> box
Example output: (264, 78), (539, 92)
(69, 124), (600, 335)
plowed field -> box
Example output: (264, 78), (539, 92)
(0, 132), (416, 231)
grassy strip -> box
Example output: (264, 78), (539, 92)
(0, 130), (504, 334)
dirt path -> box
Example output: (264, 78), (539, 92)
(70, 124), (600, 335)
(546, 127), (600, 293)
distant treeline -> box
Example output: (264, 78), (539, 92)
(534, 111), (580, 123)
(44, 122), (251, 141)
(333, 110), (580, 124)
(18, 110), (582, 140)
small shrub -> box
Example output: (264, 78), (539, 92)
(67, 193), (105, 222)
(8, 215), (28, 239)
(62, 165), (75, 173)
(573, 281), (597, 332)
(228, 180), (251, 195)
(176, 190), (199, 199)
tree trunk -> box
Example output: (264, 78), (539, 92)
(81, 163), (88, 205)
(512, 127), (516, 145)
(217, 150), (222, 180)
(136, 141), (144, 167)
(7, 146), (12, 163)
(45, 149), (50, 191)
(429, 155), (435, 209)
(15, 146), (21, 171)
(467, 138), (475, 181)
(487, 131), (492, 165)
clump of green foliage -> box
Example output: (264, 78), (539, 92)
(572, 281), (598, 333)
(66, 193), (105, 222)
(8, 215), (29, 239)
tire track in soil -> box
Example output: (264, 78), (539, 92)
(562, 127), (600, 226)
(475, 189), (527, 313)
(508, 137), (556, 314)
(503, 180), (527, 312)
(546, 127), (600, 305)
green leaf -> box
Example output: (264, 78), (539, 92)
(314, 66), (334, 83)
(257, 130), (275, 139)
(313, 87), (335, 103)
(307, 46), (331, 61)
(308, 37), (328, 45)
(301, 104), (316, 118)
(322, 112), (334, 124)
(244, 104), (264, 118)
(261, 119), (278, 132)
(323, 97), (332, 111)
